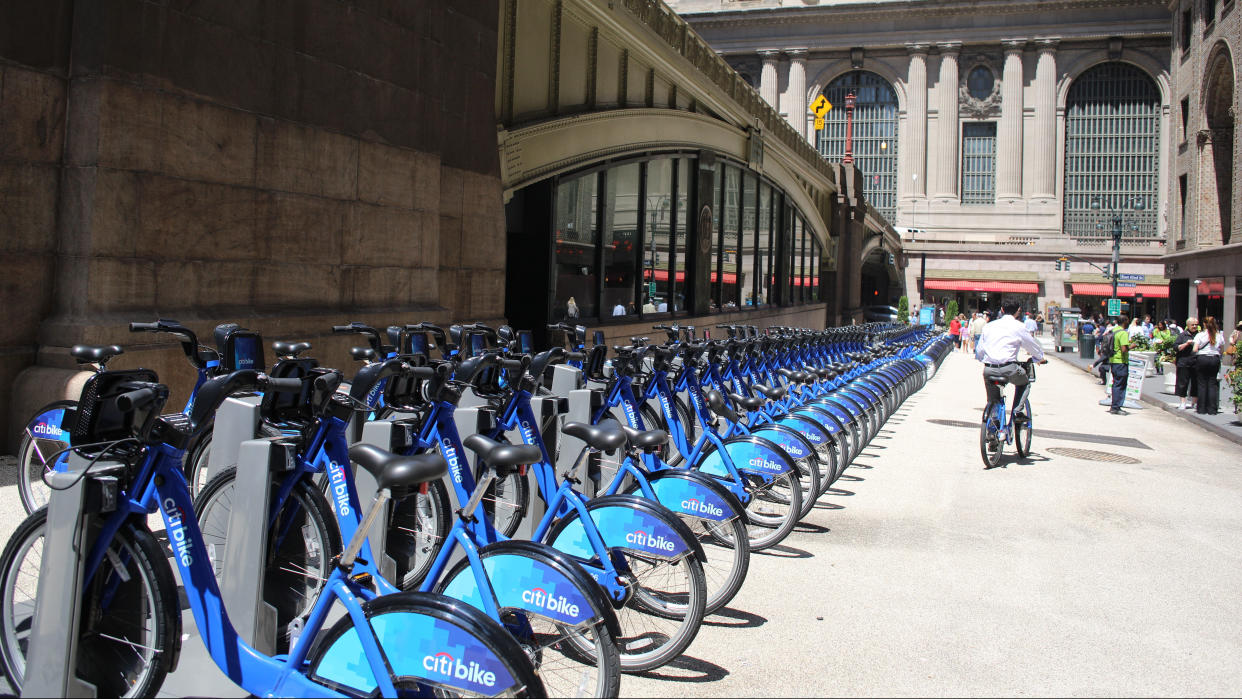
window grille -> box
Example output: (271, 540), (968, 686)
(1062, 62), (1161, 245)
(816, 71), (899, 224)
(961, 123), (997, 205)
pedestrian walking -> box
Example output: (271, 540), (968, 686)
(969, 312), (986, 350)
(949, 315), (962, 349)
(1106, 315), (1131, 415)
(567, 296), (579, 319)
(1193, 316), (1226, 415)
(1175, 317), (1200, 410)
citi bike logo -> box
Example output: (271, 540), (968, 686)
(161, 498), (195, 567)
(626, 529), (676, 552)
(422, 652), (497, 688)
(519, 419), (537, 447)
(441, 439), (463, 483)
(748, 456), (783, 472)
(328, 460), (351, 516)
(658, 393), (673, 420)
(522, 586), (580, 617)
(622, 401), (638, 427)
(31, 421), (62, 438)
(680, 498), (724, 517)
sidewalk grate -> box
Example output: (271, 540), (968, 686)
(1046, 447), (1140, 464)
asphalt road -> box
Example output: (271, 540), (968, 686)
(1, 348), (1239, 696)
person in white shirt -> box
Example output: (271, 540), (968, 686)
(1192, 316), (1226, 415)
(1023, 315), (1038, 334)
(976, 299), (1048, 427)
(1129, 317), (1150, 340)
(612, 303), (626, 317)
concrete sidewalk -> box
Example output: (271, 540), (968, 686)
(1052, 346), (1242, 447)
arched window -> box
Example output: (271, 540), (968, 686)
(1063, 62), (1161, 244)
(816, 71), (899, 223)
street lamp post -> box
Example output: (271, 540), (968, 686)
(1089, 196), (1144, 317)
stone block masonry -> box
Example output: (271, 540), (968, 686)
(0, 1), (505, 453)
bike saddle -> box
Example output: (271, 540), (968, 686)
(349, 346), (377, 362)
(729, 392), (766, 411)
(614, 423), (669, 450)
(273, 341), (312, 357)
(71, 344), (124, 364)
(462, 434), (542, 476)
(703, 389), (739, 424)
(562, 421), (628, 453)
(752, 383), (786, 401)
(348, 443), (448, 490)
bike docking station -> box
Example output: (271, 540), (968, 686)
(354, 415), (420, 580)
(214, 396), (285, 655)
(22, 453), (125, 698)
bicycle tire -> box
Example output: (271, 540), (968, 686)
(307, 591), (547, 697)
(15, 400), (76, 514)
(0, 509), (179, 697)
(194, 466), (341, 654)
(387, 478), (453, 590)
(185, 422), (285, 496)
(431, 542), (622, 697)
(980, 402), (1004, 468)
(1014, 399), (1033, 457)
(740, 469), (802, 550)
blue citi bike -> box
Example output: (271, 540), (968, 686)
(0, 348), (544, 697)
(980, 359), (1037, 468)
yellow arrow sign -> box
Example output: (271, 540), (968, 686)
(810, 95), (832, 116)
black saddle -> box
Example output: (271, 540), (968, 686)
(704, 389), (739, 423)
(71, 344), (124, 365)
(562, 421), (627, 453)
(349, 346), (377, 361)
(729, 392), (766, 411)
(463, 434), (542, 476)
(272, 341), (312, 357)
(615, 423), (669, 450)
(349, 443), (447, 491)
(752, 383), (787, 401)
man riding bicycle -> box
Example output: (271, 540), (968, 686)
(975, 299), (1048, 434)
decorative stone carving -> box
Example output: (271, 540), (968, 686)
(959, 53), (1002, 119)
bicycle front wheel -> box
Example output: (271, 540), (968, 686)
(979, 402), (1004, 468)
(194, 467), (341, 654)
(740, 470), (802, 550)
(1014, 399), (1033, 457)
(0, 509), (179, 697)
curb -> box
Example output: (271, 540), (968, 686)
(1053, 354), (1242, 448)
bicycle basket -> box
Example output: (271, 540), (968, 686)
(71, 369), (167, 446)
(214, 323), (265, 372)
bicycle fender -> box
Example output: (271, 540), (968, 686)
(435, 540), (621, 639)
(695, 434), (800, 481)
(643, 469), (748, 525)
(751, 422), (822, 462)
(794, 405), (848, 435)
(309, 590), (540, 697)
(546, 494), (706, 563)
(26, 403), (74, 470)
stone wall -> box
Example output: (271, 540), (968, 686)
(0, 1), (504, 452)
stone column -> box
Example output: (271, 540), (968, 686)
(934, 42), (961, 199)
(787, 48), (808, 140)
(905, 43), (929, 198)
(759, 50), (780, 109)
(1031, 38), (1060, 199)
(998, 39), (1026, 199)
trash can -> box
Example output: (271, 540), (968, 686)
(1079, 335), (1095, 359)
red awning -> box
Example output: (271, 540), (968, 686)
(644, 269), (686, 283)
(710, 272), (738, 285)
(1070, 283), (1169, 299)
(923, 279), (1040, 293)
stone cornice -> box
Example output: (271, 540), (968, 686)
(680, 0), (1170, 27)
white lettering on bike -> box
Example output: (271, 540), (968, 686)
(442, 439), (462, 483)
(421, 652), (497, 688)
(521, 587), (581, 617)
(161, 498), (194, 567)
(679, 498), (724, 517)
(328, 460), (351, 516)
(625, 530), (676, 552)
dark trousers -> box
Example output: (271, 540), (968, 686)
(1195, 355), (1221, 414)
(1175, 359), (1198, 398)
(1110, 363), (1128, 410)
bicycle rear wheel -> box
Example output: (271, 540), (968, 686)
(0, 509), (179, 697)
(15, 401), (76, 514)
(979, 402), (1004, 468)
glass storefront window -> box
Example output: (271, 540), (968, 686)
(812, 240), (821, 301)
(554, 172), (599, 321)
(643, 158), (673, 315)
(721, 166), (741, 310)
(669, 158), (689, 312)
(603, 163), (640, 317)
(740, 173), (756, 308)
(756, 184), (772, 308)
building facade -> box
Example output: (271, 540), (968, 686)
(670, 0), (1176, 320)
(1163, 0), (1241, 333)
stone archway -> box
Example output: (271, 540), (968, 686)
(1201, 43), (1235, 246)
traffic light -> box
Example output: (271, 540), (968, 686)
(1056, 256), (1069, 272)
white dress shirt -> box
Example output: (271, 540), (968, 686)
(975, 314), (1046, 365)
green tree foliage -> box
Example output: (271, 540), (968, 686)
(945, 300), (959, 324)
(897, 296), (910, 325)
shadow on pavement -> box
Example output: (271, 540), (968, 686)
(794, 521), (830, 534)
(825, 487), (854, 496)
(814, 500), (844, 510)
(985, 452), (1053, 470)
(703, 606), (767, 629)
(754, 544), (812, 559)
(837, 474), (863, 482)
(633, 654), (730, 684)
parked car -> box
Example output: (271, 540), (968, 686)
(863, 305), (900, 322)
